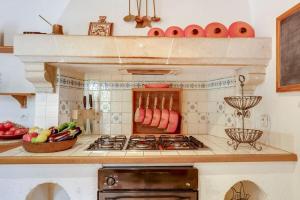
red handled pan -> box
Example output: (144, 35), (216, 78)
(134, 94), (145, 123)
(158, 95), (169, 129)
(150, 96), (161, 126)
(143, 93), (153, 125)
(166, 95), (179, 133)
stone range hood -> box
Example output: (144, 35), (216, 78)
(14, 35), (271, 93)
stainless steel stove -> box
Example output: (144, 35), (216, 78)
(86, 135), (127, 150)
(87, 134), (207, 151)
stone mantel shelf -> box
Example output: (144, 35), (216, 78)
(14, 35), (272, 93)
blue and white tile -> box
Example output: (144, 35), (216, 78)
(100, 102), (111, 112)
(198, 112), (208, 124)
(111, 113), (122, 124)
(187, 101), (198, 113)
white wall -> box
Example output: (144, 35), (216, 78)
(249, 1), (300, 199)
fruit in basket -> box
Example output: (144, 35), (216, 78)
(58, 122), (76, 132)
(23, 122), (82, 143)
(3, 121), (13, 130)
(31, 129), (51, 143)
(29, 127), (42, 134)
(0, 123), (4, 131)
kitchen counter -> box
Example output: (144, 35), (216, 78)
(0, 135), (297, 164)
(0, 139), (22, 153)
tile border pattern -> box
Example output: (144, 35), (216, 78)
(56, 75), (84, 89)
(84, 77), (236, 90)
(56, 75), (236, 90)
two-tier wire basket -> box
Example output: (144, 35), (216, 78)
(224, 75), (263, 151)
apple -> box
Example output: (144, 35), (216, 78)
(22, 134), (32, 142)
(5, 130), (14, 135)
(9, 127), (17, 132)
(0, 123), (4, 131)
(0, 131), (4, 135)
(15, 129), (24, 135)
(4, 122), (13, 130)
(30, 132), (39, 138)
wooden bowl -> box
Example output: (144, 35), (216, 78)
(22, 138), (77, 153)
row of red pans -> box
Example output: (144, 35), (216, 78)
(148, 21), (255, 38)
(134, 94), (179, 133)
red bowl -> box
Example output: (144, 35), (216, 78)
(0, 133), (25, 140)
(184, 24), (206, 37)
(229, 21), (255, 38)
(205, 22), (228, 38)
(165, 26), (184, 37)
(148, 28), (165, 37)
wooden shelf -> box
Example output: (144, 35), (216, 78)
(0, 46), (13, 53)
(0, 93), (35, 108)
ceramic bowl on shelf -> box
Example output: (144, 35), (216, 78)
(228, 21), (255, 38)
(205, 22), (228, 38)
(165, 26), (184, 37)
(22, 137), (77, 153)
(148, 28), (165, 37)
(184, 24), (206, 37)
(0, 134), (25, 140)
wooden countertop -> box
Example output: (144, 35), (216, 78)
(0, 135), (297, 164)
(0, 139), (22, 153)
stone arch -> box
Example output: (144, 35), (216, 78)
(224, 180), (267, 200)
(25, 182), (71, 200)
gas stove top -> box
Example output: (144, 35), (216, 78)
(86, 135), (127, 151)
(86, 134), (208, 151)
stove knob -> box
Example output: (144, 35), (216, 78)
(106, 177), (116, 186)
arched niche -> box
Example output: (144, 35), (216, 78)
(26, 182), (70, 200)
(224, 180), (267, 200)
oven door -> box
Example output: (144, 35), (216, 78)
(98, 191), (198, 200)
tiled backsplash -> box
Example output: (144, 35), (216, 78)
(55, 74), (239, 137)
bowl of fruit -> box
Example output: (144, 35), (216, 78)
(22, 122), (82, 153)
(0, 121), (29, 140)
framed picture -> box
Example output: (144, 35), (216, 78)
(276, 3), (300, 92)
(88, 16), (113, 36)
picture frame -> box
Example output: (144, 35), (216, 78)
(88, 16), (113, 36)
(276, 3), (300, 92)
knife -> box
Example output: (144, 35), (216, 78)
(89, 94), (93, 134)
(83, 95), (87, 134)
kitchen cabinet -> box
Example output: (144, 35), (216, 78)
(0, 46), (13, 53)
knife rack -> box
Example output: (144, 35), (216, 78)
(132, 88), (182, 135)
(72, 109), (97, 134)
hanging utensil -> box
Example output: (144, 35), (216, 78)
(135, 0), (144, 28)
(166, 95), (179, 133)
(151, 0), (160, 22)
(123, 0), (136, 22)
(158, 95), (169, 129)
(134, 94), (145, 122)
(83, 95), (88, 133)
(88, 94), (94, 134)
(150, 96), (161, 127)
(143, 93), (153, 125)
(142, 0), (152, 27)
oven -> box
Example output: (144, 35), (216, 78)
(98, 167), (198, 200)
